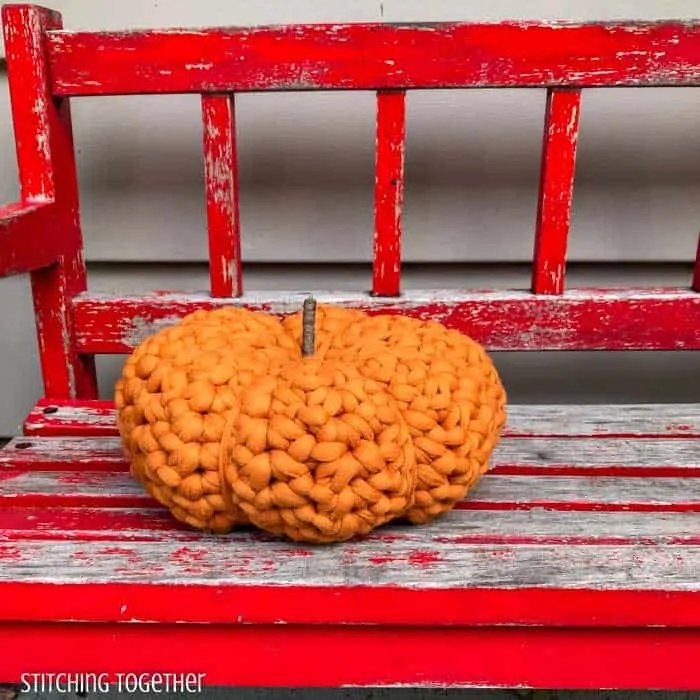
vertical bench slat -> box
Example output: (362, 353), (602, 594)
(2, 5), (97, 399)
(201, 94), (242, 298)
(372, 89), (406, 297)
(693, 233), (700, 292)
(532, 88), (582, 295)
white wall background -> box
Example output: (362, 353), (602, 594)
(1, 0), (699, 436)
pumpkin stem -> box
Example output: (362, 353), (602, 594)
(302, 297), (317, 357)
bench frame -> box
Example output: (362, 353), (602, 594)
(1, 3), (700, 689)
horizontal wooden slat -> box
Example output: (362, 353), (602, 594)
(71, 288), (700, 352)
(2, 454), (700, 509)
(25, 399), (117, 436)
(5, 535), (700, 590)
(5, 623), (700, 688)
(0, 437), (126, 470)
(46, 22), (700, 96)
(6, 433), (700, 477)
(24, 399), (700, 438)
(3, 507), (700, 545)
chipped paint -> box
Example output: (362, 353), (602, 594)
(532, 88), (581, 294)
(201, 94), (241, 298)
(68, 288), (700, 353)
(41, 21), (700, 97)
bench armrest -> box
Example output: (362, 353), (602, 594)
(0, 200), (63, 277)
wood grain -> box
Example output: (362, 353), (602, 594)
(3, 457), (700, 509)
(70, 288), (700, 353)
(23, 399), (700, 438)
(3, 506), (700, 544)
(5, 433), (700, 476)
(5, 534), (700, 590)
(46, 22), (700, 96)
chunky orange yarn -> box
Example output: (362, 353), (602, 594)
(115, 303), (506, 543)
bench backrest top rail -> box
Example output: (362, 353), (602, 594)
(1, 4), (700, 400)
(43, 20), (700, 96)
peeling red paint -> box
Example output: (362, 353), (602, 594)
(408, 550), (442, 568)
(71, 289), (700, 353)
(202, 94), (242, 298)
(532, 88), (581, 295)
(45, 22), (700, 97)
(0, 545), (22, 561)
(3, 7), (700, 690)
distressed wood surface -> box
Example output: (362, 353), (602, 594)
(5, 432), (700, 476)
(2, 5), (98, 399)
(6, 506), (700, 544)
(45, 22), (700, 96)
(201, 93), (242, 298)
(23, 399), (700, 438)
(70, 288), (700, 352)
(373, 90), (405, 297)
(0, 201), (62, 276)
(532, 88), (581, 295)
(3, 456), (700, 509)
(7, 530), (700, 590)
(6, 505), (700, 545)
(3, 8), (700, 688)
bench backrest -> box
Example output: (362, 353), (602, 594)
(2, 4), (700, 400)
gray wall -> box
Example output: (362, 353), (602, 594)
(1, 0), (700, 436)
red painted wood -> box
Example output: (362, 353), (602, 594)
(8, 506), (700, 546)
(23, 398), (117, 437)
(22, 399), (700, 439)
(70, 289), (700, 353)
(4, 582), (700, 629)
(3, 623), (700, 688)
(201, 94), (242, 298)
(532, 88), (581, 295)
(2, 5), (97, 400)
(373, 90), (406, 296)
(693, 231), (700, 292)
(0, 506), (185, 535)
(0, 201), (61, 275)
(45, 22), (700, 96)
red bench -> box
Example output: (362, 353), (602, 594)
(1, 3), (700, 689)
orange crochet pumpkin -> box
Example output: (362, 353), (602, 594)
(115, 300), (506, 543)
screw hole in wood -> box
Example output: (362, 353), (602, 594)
(42, 406), (59, 414)
(14, 442), (32, 450)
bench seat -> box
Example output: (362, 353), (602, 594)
(1, 400), (699, 688)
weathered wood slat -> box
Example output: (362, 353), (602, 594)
(5, 535), (700, 590)
(46, 22), (700, 97)
(2, 463), (700, 511)
(70, 288), (700, 352)
(0, 437), (126, 470)
(23, 399), (700, 438)
(4, 506), (700, 545)
(5, 434), (699, 476)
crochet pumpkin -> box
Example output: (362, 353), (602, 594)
(115, 300), (506, 543)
